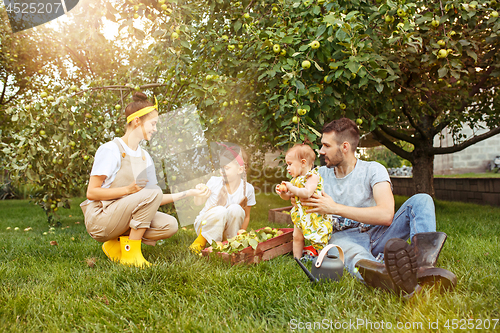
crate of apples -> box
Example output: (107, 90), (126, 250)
(201, 227), (293, 265)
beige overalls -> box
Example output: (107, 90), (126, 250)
(80, 138), (178, 245)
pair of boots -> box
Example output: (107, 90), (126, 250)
(102, 236), (151, 268)
(356, 232), (457, 295)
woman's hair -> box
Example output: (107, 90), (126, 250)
(124, 92), (155, 126)
(286, 143), (316, 168)
(216, 144), (249, 209)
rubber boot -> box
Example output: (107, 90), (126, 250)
(119, 236), (151, 268)
(102, 238), (121, 262)
(355, 259), (398, 293)
(384, 238), (420, 295)
(189, 233), (207, 254)
(412, 232), (457, 291)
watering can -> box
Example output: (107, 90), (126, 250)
(295, 244), (344, 283)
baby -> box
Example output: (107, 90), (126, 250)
(276, 144), (333, 259)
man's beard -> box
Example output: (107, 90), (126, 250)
(324, 150), (344, 168)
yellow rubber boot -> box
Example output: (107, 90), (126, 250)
(189, 233), (207, 254)
(119, 236), (151, 268)
(102, 238), (121, 262)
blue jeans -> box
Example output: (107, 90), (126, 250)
(328, 194), (436, 281)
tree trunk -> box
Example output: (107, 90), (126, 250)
(411, 146), (435, 197)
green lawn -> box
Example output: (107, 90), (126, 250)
(434, 172), (500, 178)
(0, 194), (499, 332)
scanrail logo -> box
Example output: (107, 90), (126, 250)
(3, 0), (79, 33)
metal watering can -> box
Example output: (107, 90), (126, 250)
(295, 244), (344, 283)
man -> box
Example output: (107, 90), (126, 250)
(304, 118), (456, 295)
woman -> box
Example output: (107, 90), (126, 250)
(80, 92), (208, 267)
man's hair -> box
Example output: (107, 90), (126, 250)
(286, 144), (316, 168)
(322, 118), (360, 151)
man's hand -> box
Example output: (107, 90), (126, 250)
(304, 190), (337, 215)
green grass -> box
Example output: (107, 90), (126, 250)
(434, 172), (500, 178)
(0, 194), (499, 332)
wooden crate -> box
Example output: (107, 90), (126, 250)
(268, 206), (293, 224)
(202, 228), (293, 265)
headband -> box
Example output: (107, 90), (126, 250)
(217, 142), (245, 167)
(126, 96), (158, 123)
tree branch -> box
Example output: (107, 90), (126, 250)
(372, 128), (413, 161)
(431, 126), (500, 155)
(400, 105), (428, 140)
(379, 125), (417, 144)
(0, 72), (7, 105)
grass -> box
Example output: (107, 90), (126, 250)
(434, 172), (500, 178)
(0, 193), (499, 332)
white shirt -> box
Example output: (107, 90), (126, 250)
(90, 138), (157, 189)
(196, 176), (256, 221)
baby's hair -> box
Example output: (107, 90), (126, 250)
(286, 143), (316, 168)
(216, 144), (249, 209)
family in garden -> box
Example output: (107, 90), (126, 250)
(80, 92), (456, 297)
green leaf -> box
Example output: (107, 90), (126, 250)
(282, 36), (294, 44)
(347, 61), (360, 74)
(248, 239), (259, 250)
(134, 28), (145, 40)
(234, 20), (242, 32)
(466, 49), (477, 63)
(438, 66), (448, 78)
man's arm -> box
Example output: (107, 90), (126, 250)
(304, 181), (394, 226)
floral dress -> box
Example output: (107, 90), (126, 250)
(290, 168), (333, 251)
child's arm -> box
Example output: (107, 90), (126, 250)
(240, 206), (252, 231)
(275, 183), (293, 200)
(285, 173), (320, 199)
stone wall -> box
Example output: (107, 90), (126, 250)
(434, 125), (500, 175)
(391, 177), (500, 206)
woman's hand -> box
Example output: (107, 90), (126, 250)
(126, 179), (148, 195)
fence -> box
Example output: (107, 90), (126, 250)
(391, 177), (500, 206)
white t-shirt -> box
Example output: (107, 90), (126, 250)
(90, 138), (157, 189)
(196, 176), (256, 221)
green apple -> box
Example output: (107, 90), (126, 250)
(47, 96), (54, 101)
(340, 103), (346, 110)
(310, 41), (320, 49)
(243, 13), (250, 19)
(437, 49), (448, 58)
(40, 130), (46, 136)
(397, 8), (405, 16)
(223, 101), (229, 107)
(83, 155), (90, 160)
(437, 40), (446, 47)
(356, 118), (363, 125)
(172, 32), (179, 39)
(171, 176), (177, 181)
(69, 121), (75, 126)
(302, 60), (311, 69)
(228, 44), (235, 51)
(280, 49), (286, 56)
(385, 15), (394, 23)
(161, 4), (168, 10)
(40, 92), (48, 98)
(329, 63), (338, 70)
(178, 138), (183, 143)
(431, 19), (440, 28)
(298, 108), (307, 115)
(134, 13), (139, 19)
(292, 116), (298, 123)
(273, 44), (281, 53)
(492, 11), (499, 18)
(324, 75), (332, 83)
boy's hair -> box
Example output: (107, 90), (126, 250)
(216, 144), (249, 208)
(322, 118), (360, 152)
(286, 144), (316, 168)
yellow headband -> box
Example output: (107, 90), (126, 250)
(126, 96), (158, 123)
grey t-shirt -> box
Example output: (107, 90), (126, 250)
(318, 159), (391, 231)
